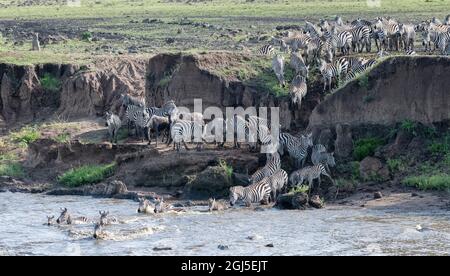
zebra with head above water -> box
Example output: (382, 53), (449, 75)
(56, 208), (89, 225)
(99, 211), (117, 226)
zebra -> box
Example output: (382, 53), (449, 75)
(146, 100), (178, 121)
(208, 198), (228, 211)
(249, 151), (281, 183)
(319, 58), (348, 92)
(345, 59), (377, 82)
(203, 117), (227, 148)
(271, 37), (289, 53)
(371, 29), (388, 51)
(266, 169), (288, 203)
(445, 15), (450, 25)
(99, 211), (117, 226)
(46, 215), (55, 226)
(350, 25), (372, 53)
(227, 114), (248, 149)
(154, 197), (171, 213)
(289, 163), (334, 196)
(290, 51), (309, 77)
(375, 18), (401, 51)
(290, 74), (307, 107)
(105, 111), (121, 143)
(351, 18), (373, 28)
(137, 198), (155, 214)
(125, 104), (145, 136)
(257, 44), (275, 56)
(311, 144), (336, 173)
(170, 120), (203, 151)
(272, 54), (286, 87)
(422, 29), (450, 54)
(398, 23), (416, 51)
(144, 114), (170, 146)
(120, 93), (145, 108)
(278, 132), (313, 169)
(93, 223), (105, 239)
(56, 208), (89, 225)
(325, 27), (353, 56)
(405, 49), (417, 56)
(229, 181), (271, 207)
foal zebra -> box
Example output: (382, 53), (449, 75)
(272, 54), (286, 87)
(311, 144), (336, 173)
(289, 163), (334, 195)
(105, 111), (121, 143)
(266, 169), (288, 203)
(229, 181), (271, 207)
(250, 151), (281, 183)
(290, 74), (307, 107)
(56, 208), (89, 225)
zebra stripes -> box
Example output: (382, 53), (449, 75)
(171, 120), (203, 151)
(266, 169), (288, 202)
(250, 152), (281, 183)
(290, 74), (307, 106)
(105, 111), (121, 143)
(290, 52), (309, 77)
(272, 54), (286, 87)
(229, 180), (271, 207)
(257, 44), (275, 56)
(311, 144), (336, 173)
(350, 25), (372, 53)
(289, 163), (334, 195)
(345, 59), (377, 82)
(279, 132), (313, 169)
(319, 58), (348, 92)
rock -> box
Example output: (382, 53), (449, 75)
(153, 247), (172, 251)
(184, 166), (234, 199)
(165, 38), (175, 44)
(265, 243), (274, 248)
(276, 192), (309, 210)
(411, 192), (419, 197)
(309, 195), (324, 209)
(335, 124), (353, 158)
(246, 234), (263, 240)
(218, 245), (229, 250)
(373, 191), (383, 199)
(359, 157), (390, 181)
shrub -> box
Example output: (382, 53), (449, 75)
(10, 126), (41, 145)
(400, 120), (417, 136)
(81, 31), (92, 41)
(0, 163), (24, 178)
(219, 159), (233, 180)
(53, 133), (71, 143)
(353, 138), (384, 161)
(40, 73), (61, 92)
(387, 158), (405, 173)
(358, 74), (369, 89)
(428, 134), (450, 156)
(289, 185), (309, 194)
(58, 163), (116, 187)
(403, 174), (450, 191)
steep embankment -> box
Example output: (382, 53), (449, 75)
(309, 56), (450, 128)
(0, 56), (146, 123)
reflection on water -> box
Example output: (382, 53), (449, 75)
(0, 192), (449, 256)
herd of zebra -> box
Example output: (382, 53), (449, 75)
(259, 15), (450, 104)
(105, 94), (337, 208)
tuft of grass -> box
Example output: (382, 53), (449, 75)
(0, 162), (24, 178)
(53, 133), (71, 143)
(400, 120), (417, 136)
(403, 174), (450, 191)
(428, 133), (450, 156)
(353, 137), (384, 161)
(40, 73), (61, 93)
(58, 163), (116, 187)
(219, 159), (233, 180)
(387, 158), (406, 173)
(289, 185), (309, 194)
(10, 126), (41, 146)
(81, 31), (93, 41)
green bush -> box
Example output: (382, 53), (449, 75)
(10, 126), (41, 145)
(40, 73), (61, 92)
(387, 158), (405, 173)
(428, 134), (450, 156)
(400, 120), (417, 136)
(289, 185), (309, 194)
(81, 31), (92, 41)
(353, 138), (384, 161)
(219, 159), (233, 180)
(0, 161), (24, 178)
(403, 174), (450, 191)
(58, 163), (116, 187)
(53, 133), (70, 143)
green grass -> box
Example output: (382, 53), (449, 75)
(353, 138), (384, 161)
(289, 185), (309, 195)
(0, 162), (24, 178)
(400, 119), (418, 136)
(81, 31), (93, 41)
(387, 158), (406, 173)
(357, 74), (369, 89)
(403, 174), (450, 191)
(10, 126), (41, 146)
(40, 73), (61, 92)
(58, 162), (116, 187)
(219, 159), (233, 180)
(53, 133), (71, 143)
(428, 133), (450, 156)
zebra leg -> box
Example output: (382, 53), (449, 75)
(183, 141), (191, 151)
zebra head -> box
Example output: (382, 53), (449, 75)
(154, 197), (164, 213)
(46, 215), (55, 226)
(137, 198), (154, 214)
(56, 207), (71, 224)
(229, 186), (242, 206)
(105, 111), (112, 126)
(208, 198), (216, 212)
(422, 31), (431, 47)
(93, 223), (103, 239)
(99, 211), (109, 225)
(301, 133), (314, 148)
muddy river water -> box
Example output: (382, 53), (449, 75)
(0, 192), (449, 255)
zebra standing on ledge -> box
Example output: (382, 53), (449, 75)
(170, 120), (204, 152)
(250, 151), (281, 183)
(289, 163), (335, 196)
(272, 54), (286, 87)
(105, 111), (121, 144)
(278, 132), (313, 169)
(229, 180), (271, 207)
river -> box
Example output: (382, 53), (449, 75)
(0, 192), (449, 256)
